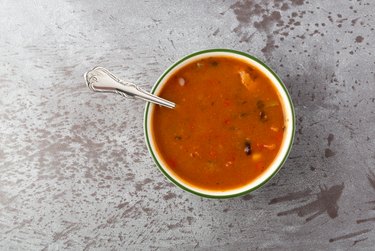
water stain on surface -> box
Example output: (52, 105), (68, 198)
(116, 202), (129, 209)
(186, 216), (194, 225)
(291, 0), (304, 5)
(120, 201), (143, 219)
(230, 0), (259, 42)
(351, 17), (360, 26)
(135, 178), (153, 191)
(269, 188), (312, 204)
(213, 28), (220, 36)
(230, 0), (307, 58)
(261, 35), (277, 56)
(327, 133), (334, 146)
(367, 170), (375, 191)
(329, 229), (371, 243)
(253, 11), (282, 31)
(241, 194), (253, 201)
(53, 223), (80, 241)
(325, 148), (336, 158)
(277, 183), (344, 222)
(356, 217), (375, 224)
(163, 191), (177, 200)
(352, 237), (368, 246)
(255, 10), (283, 58)
(281, 3), (289, 11)
(355, 36), (364, 43)
(230, 1), (282, 58)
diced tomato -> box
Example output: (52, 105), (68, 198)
(255, 163), (262, 169)
(224, 99), (231, 106)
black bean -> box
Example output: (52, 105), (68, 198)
(244, 141), (252, 155)
(259, 111), (268, 121)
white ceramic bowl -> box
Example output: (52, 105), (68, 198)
(144, 49), (295, 198)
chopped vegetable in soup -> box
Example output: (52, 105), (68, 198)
(151, 57), (285, 191)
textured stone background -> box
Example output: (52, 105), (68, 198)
(1, 0), (375, 250)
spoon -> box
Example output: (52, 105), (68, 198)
(84, 66), (175, 109)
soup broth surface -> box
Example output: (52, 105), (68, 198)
(151, 56), (285, 191)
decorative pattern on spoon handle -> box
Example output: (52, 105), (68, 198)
(84, 67), (175, 108)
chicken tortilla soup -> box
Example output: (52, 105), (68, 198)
(151, 56), (286, 192)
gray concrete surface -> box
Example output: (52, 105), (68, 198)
(1, 0), (375, 250)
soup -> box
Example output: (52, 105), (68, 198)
(151, 56), (285, 191)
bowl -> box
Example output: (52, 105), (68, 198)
(144, 49), (295, 198)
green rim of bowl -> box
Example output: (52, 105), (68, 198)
(143, 49), (295, 199)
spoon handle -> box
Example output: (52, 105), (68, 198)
(84, 67), (175, 109)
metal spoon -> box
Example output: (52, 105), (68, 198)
(84, 66), (175, 109)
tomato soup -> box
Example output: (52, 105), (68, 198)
(151, 56), (285, 191)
